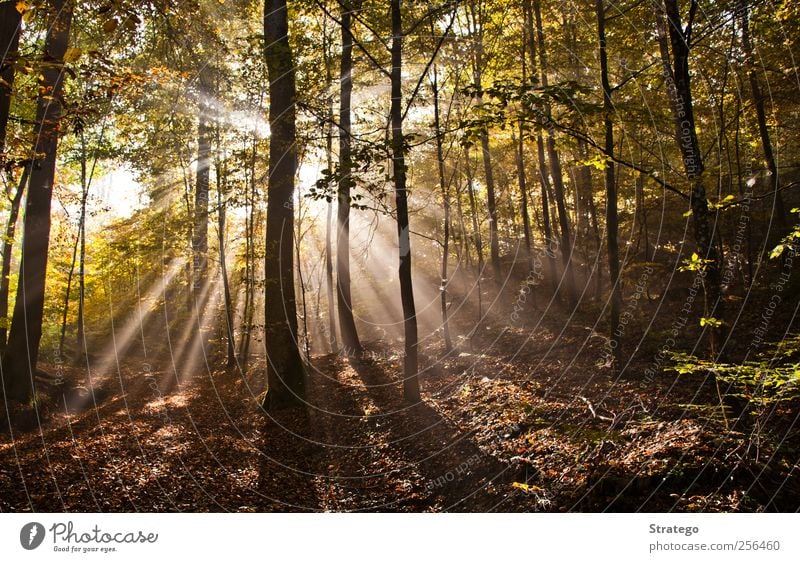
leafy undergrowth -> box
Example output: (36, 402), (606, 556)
(1, 322), (799, 512)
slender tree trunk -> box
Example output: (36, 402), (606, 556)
(239, 133), (258, 363)
(523, 0), (557, 295)
(3, 0), (72, 402)
(534, 0), (576, 304)
(262, 0), (305, 408)
(467, 2), (501, 283)
(465, 148), (484, 328)
(336, 0), (362, 354)
(296, 199), (310, 359)
(73, 130), (89, 363)
(0, 0), (21, 158)
(578, 138), (602, 299)
(431, 65), (453, 352)
(515, 27), (533, 271)
(733, 94), (754, 285)
(216, 138), (236, 368)
(514, 126), (533, 271)
(657, 0), (723, 356)
(193, 72), (212, 297)
(455, 179), (470, 268)
(323, 27), (338, 353)
(597, 0), (622, 366)
(739, 1), (787, 233)
(391, 0), (419, 402)
(0, 164), (28, 350)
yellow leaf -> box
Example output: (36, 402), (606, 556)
(22, 7), (35, 24)
(512, 482), (542, 493)
(15, 1), (28, 15)
(63, 47), (82, 63)
(103, 19), (118, 33)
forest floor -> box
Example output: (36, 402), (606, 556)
(2, 294), (800, 512)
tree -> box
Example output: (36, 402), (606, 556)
(336, 0), (362, 354)
(0, 0), (22, 158)
(738, 0), (788, 233)
(655, 0), (722, 355)
(466, 0), (501, 283)
(533, 0), (576, 305)
(0, 164), (28, 350)
(596, 0), (622, 366)
(262, 0), (305, 409)
(431, 63), (453, 352)
(193, 70), (212, 298)
(522, 0), (557, 295)
(391, 0), (420, 403)
(2, 0), (73, 402)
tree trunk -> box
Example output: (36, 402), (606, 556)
(0, 164), (28, 350)
(514, 125), (533, 271)
(0, 0), (21, 158)
(336, 0), (362, 354)
(523, 0), (557, 295)
(323, 27), (338, 353)
(3, 0), (72, 402)
(465, 148), (484, 329)
(193, 72), (212, 296)
(262, 0), (305, 409)
(515, 26), (533, 271)
(391, 0), (419, 402)
(431, 64), (453, 352)
(657, 0), (723, 355)
(215, 133), (236, 369)
(739, 0), (788, 233)
(73, 130), (89, 363)
(534, 0), (576, 305)
(467, 1), (501, 283)
(597, 0), (622, 366)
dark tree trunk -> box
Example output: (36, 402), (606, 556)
(515, 26), (533, 271)
(0, 164), (28, 350)
(514, 125), (533, 271)
(193, 72), (212, 295)
(3, 0), (72, 402)
(262, 0), (305, 409)
(325, 119), (338, 353)
(336, 0), (362, 355)
(657, 0), (723, 355)
(74, 130), (89, 363)
(215, 130), (236, 369)
(480, 130), (501, 283)
(534, 0), (576, 304)
(467, 2), (501, 284)
(0, 0), (21, 158)
(431, 65), (453, 352)
(465, 148), (484, 328)
(523, 0), (557, 294)
(323, 27), (338, 353)
(578, 138), (602, 300)
(739, 1), (788, 233)
(597, 0), (622, 366)
(391, 0), (419, 402)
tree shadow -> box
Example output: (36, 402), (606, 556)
(347, 352), (523, 512)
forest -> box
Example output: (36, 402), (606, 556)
(0, 0), (799, 513)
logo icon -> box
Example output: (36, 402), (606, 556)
(20, 522), (45, 550)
